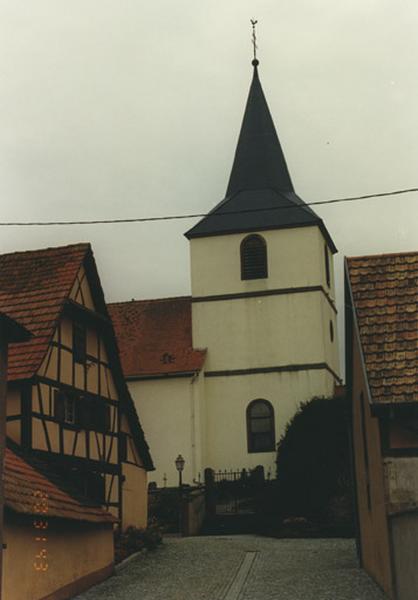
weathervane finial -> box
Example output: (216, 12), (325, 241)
(251, 19), (259, 66)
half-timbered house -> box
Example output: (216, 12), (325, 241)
(0, 243), (153, 531)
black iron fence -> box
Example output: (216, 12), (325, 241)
(205, 466), (267, 516)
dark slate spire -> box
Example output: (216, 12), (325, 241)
(226, 60), (294, 196)
(185, 61), (337, 253)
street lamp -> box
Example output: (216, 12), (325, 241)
(175, 454), (185, 536)
(175, 454), (185, 487)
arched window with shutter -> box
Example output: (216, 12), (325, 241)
(240, 235), (268, 280)
(246, 399), (275, 453)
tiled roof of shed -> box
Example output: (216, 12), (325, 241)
(108, 297), (206, 378)
(4, 446), (116, 523)
(346, 251), (418, 404)
(0, 244), (89, 381)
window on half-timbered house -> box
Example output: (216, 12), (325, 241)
(77, 396), (110, 433)
(64, 396), (75, 424)
(73, 321), (86, 363)
(93, 399), (111, 433)
(68, 469), (106, 504)
(54, 390), (76, 425)
(86, 472), (106, 504)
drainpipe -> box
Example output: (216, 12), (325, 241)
(190, 372), (198, 482)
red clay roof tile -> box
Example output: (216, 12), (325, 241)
(347, 251), (418, 404)
(0, 244), (90, 381)
(108, 297), (206, 378)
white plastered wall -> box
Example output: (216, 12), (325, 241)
(128, 371), (206, 487)
(190, 226), (336, 299)
(204, 368), (336, 475)
(193, 293), (334, 372)
(190, 226), (339, 375)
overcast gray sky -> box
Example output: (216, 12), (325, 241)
(1, 1), (418, 372)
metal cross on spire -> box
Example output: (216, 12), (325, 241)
(251, 19), (258, 65)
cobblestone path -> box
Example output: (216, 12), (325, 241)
(75, 536), (388, 600)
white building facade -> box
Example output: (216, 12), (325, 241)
(110, 59), (340, 486)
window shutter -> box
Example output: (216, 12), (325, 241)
(95, 399), (104, 432)
(73, 322), (86, 364)
(64, 395), (76, 424)
(53, 391), (65, 422)
(76, 396), (91, 429)
(75, 396), (111, 432)
(85, 472), (106, 504)
(90, 399), (110, 432)
(119, 433), (128, 462)
(104, 405), (111, 432)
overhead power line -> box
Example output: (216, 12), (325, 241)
(0, 186), (417, 227)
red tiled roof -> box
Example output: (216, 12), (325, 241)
(108, 297), (206, 378)
(0, 244), (90, 381)
(4, 447), (116, 523)
(346, 251), (418, 404)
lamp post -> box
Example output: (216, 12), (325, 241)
(175, 454), (185, 536)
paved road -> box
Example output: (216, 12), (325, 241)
(75, 536), (387, 600)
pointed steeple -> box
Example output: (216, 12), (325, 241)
(226, 60), (294, 196)
(185, 60), (336, 253)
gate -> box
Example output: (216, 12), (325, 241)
(205, 466), (266, 516)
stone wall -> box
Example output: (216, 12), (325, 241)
(182, 488), (206, 536)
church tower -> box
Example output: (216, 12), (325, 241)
(185, 58), (340, 475)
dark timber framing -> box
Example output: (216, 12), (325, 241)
(192, 284), (337, 314)
(13, 300), (124, 517)
(31, 448), (121, 475)
(20, 384), (32, 450)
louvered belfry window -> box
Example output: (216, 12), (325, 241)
(241, 235), (268, 280)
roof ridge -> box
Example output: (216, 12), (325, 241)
(109, 295), (192, 306)
(347, 250), (418, 261)
(0, 242), (90, 260)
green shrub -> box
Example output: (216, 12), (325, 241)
(148, 488), (182, 532)
(114, 522), (163, 564)
(275, 395), (353, 526)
